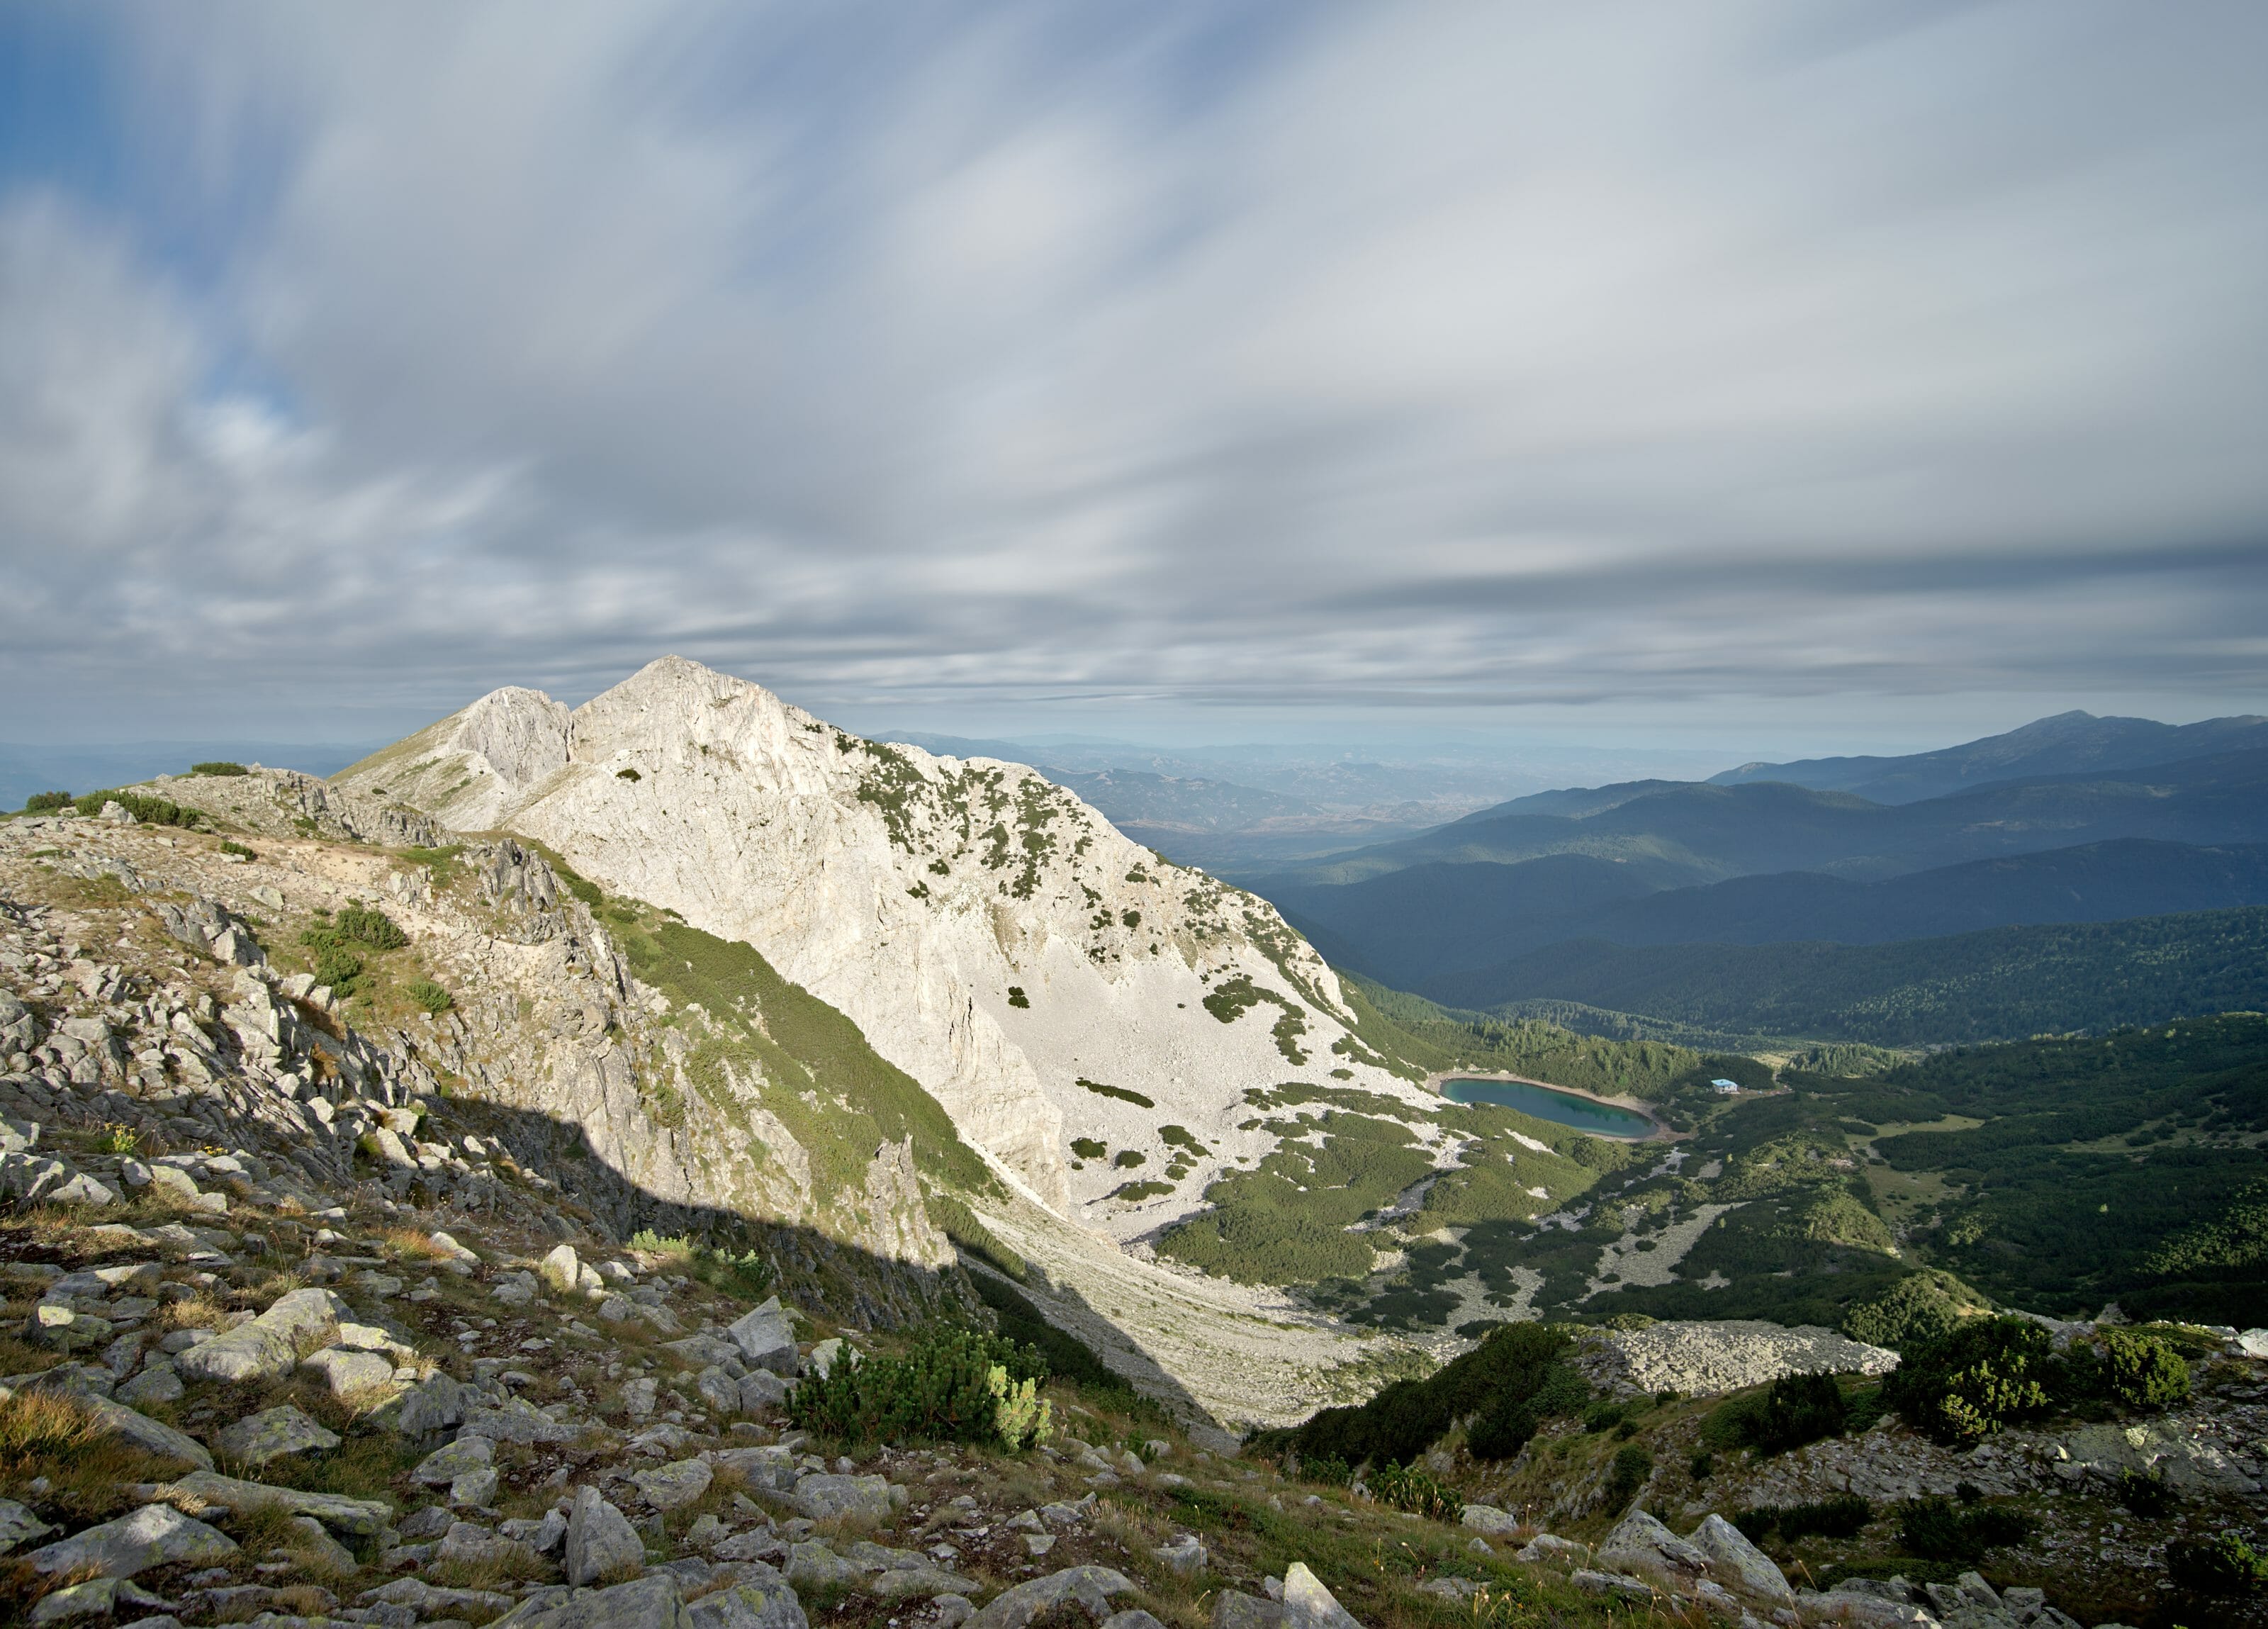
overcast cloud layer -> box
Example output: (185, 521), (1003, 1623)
(1, 1), (2264, 748)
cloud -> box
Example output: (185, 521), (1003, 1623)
(1, 0), (2264, 741)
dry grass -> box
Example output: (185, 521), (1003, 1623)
(0, 1389), (182, 1524)
(381, 1226), (459, 1262)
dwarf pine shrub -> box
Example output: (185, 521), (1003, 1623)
(1370, 1460), (1459, 1521)
(788, 1323), (1049, 1450)
(2096, 1328), (2190, 1409)
(23, 790), (69, 813)
(1885, 1316), (2054, 1443)
(406, 978), (454, 1014)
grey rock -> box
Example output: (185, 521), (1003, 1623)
(687, 1571), (811, 1629)
(361, 1577), (517, 1618)
(439, 1519), (537, 1568)
(664, 1333), (745, 1370)
(451, 1466), (501, 1506)
(397, 1504), (456, 1540)
(167, 1469), (394, 1535)
(740, 1370), (794, 1412)
(566, 1485), (646, 1586)
(789, 1474), (890, 1521)
(1461, 1504), (1520, 1535)
(215, 1404), (341, 1466)
(28, 1502), (238, 1577)
(1102, 1615), (1167, 1629)
(787, 1541), (863, 1591)
(412, 1434), (495, 1486)
(301, 1345), (397, 1396)
(1597, 1509), (1709, 1583)
(493, 1574), (691, 1629)
(0, 1497), (57, 1555)
(635, 1457), (716, 1511)
(715, 1444), (800, 1491)
(1515, 1533), (1588, 1565)
(461, 1394), (580, 1443)
(116, 1365), (184, 1406)
(174, 1287), (345, 1384)
(1281, 1563), (1359, 1629)
(699, 1367), (743, 1414)
(1573, 1570), (1657, 1603)
(1210, 1594), (1286, 1629)
(383, 1371), (468, 1435)
(967, 1565), (1135, 1629)
(1152, 1535), (1207, 1576)
(29, 1576), (170, 1625)
(1688, 1513), (1794, 1605)
(286, 1513), (359, 1572)
(726, 1299), (799, 1375)
(77, 1392), (213, 1470)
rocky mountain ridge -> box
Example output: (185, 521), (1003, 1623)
(331, 657), (1438, 1236)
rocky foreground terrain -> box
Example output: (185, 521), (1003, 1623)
(1, 785), (2263, 1629)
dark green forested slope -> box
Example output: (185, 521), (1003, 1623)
(1423, 907), (2268, 1046)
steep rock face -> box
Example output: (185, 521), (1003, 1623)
(339, 656), (1427, 1225)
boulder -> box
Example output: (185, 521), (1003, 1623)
(541, 1243), (585, 1294)
(361, 1577), (516, 1619)
(1688, 1513), (1794, 1605)
(790, 1474), (892, 1521)
(1153, 1535), (1208, 1576)
(1596, 1509), (1709, 1584)
(383, 1370), (468, 1435)
(1573, 1570), (1658, 1603)
(439, 1520), (539, 1568)
(687, 1569), (812, 1629)
(287, 1513), (359, 1572)
(1281, 1564), (1360, 1629)
(1460, 1504), (1520, 1536)
(0, 1496), (56, 1555)
(166, 1469), (394, 1535)
(28, 1502), (237, 1577)
(412, 1434), (496, 1487)
(174, 1287), (346, 1384)
(967, 1565), (1135, 1629)
(116, 1365), (183, 1407)
(716, 1444), (801, 1491)
(566, 1485), (646, 1586)
(1515, 1533), (1588, 1566)
(872, 1567), (973, 1601)
(78, 1393), (213, 1470)
(461, 1394), (582, 1443)
(452, 1466), (501, 1506)
(491, 1573), (690, 1629)
(301, 1345), (398, 1396)
(215, 1404), (341, 1466)
(636, 1457), (717, 1511)
(787, 1540), (863, 1591)
(726, 1299), (799, 1375)
(741, 1370), (794, 1411)
(27, 1576), (172, 1625)
(1209, 1594), (1286, 1629)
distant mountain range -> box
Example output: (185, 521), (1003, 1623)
(1245, 710), (2268, 1043)
(1707, 708), (2268, 804)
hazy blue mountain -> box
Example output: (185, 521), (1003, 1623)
(1706, 708), (2268, 804)
(1262, 744), (2268, 889)
(1278, 839), (2268, 990)
(1423, 906), (2268, 1046)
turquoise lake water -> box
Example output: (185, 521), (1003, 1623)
(1441, 1077), (1656, 1137)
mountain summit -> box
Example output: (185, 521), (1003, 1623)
(336, 656), (1421, 1225)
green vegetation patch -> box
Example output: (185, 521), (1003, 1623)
(1157, 1112), (1434, 1284)
(1078, 1077), (1154, 1109)
(788, 1322), (1051, 1450)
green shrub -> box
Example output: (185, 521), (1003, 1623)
(787, 1323), (1050, 1449)
(926, 1190), (1028, 1282)
(1885, 1317), (2055, 1443)
(334, 903), (408, 949)
(2115, 1469), (2173, 1517)
(1113, 1150), (1145, 1168)
(23, 790), (69, 813)
(1744, 1372), (1848, 1455)
(1269, 1321), (1581, 1470)
(1894, 1495), (2034, 1564)
(310, 946), (365, 995)
(2166, 1533), (2268, 1596)
(1079, 1077), (1154, 1109)
(1734, 1494), (1873, 1545)
(220, 841), (257, 860)
(2095, 1328), (2190, 1409)
(72, 789), (201, 828)
(1070, 1138), (1106, 1160)
(1370, 1460), (1459, 1521)
(615, 767), (641, 780)
(1842, 1275), (1966, 1351)
(1006, 985), (1030, 1009)
(1603, 1445), (1653, 1513)
(406, 979), (453, 1015)
(190, 761), (247, 776)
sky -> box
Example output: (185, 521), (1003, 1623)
(1, 1), (2264, 766)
